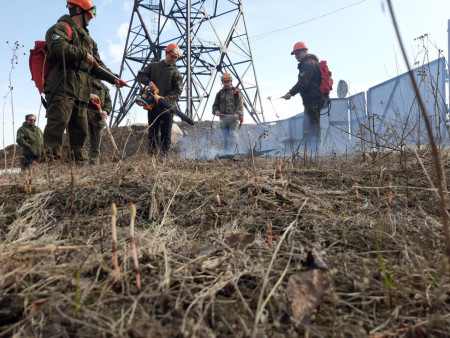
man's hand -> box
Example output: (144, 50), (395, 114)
(114, 79), (128, 88)
(100, 111), (108, 119)
(215, 111), (222, 117)
(148, 81), (156, 91)
(90, 93), (100, 101)
(282, 93), (292, 100)
(85, 54), (98, 67)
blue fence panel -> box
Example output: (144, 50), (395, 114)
(321, 99), (351, 154)
(367, 58), (447, 148)
(232, 57), (448, 157)
(348, 92), (367, 152)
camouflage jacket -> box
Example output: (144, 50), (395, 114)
(212, 87), (244, 117)
(16, 122), (44, 157)
(44, 15), (118, 103)
(88, 78), (112, 127)
(289, 53), (322, 104)
(135, 60), (183, 108)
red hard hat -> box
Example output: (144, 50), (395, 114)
(291, 42), (308, 55)
(165, 43), (183, 57)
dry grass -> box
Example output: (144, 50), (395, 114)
(1, 151), (449, 337)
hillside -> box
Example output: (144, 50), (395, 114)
(1, 141), (450, 337)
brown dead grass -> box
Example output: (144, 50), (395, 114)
(0, 150), (449, 337)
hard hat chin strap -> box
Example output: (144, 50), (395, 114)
(69, 9), (89, 29)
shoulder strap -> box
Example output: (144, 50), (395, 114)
(217, 88), (239, 105)
(233, 87), (239, 107)
(63, 21), (73, 41)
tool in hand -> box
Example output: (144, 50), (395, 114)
(267, 96), (283, 119)
(96, 65), (128, 87)
(90, 97), (120, 153)
(136, 86), (195, 125)
(267, 96), (283, 101)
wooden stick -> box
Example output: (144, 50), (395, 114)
(24, 168), (29, 196)
(276, 164), (286, 196)
(388, 174), (393, 212)
(27, 168), (33, 194)
(267, 221), (273, 246)
(216, 187), (221, 206)
(111, 203), (121, 284)
(245, 171), (251, 197)
(129, 203), (141, 290)
(210, 205), (223, 219)
(273, 167), (276, 196)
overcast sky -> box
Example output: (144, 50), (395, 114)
(1, 0), (449, 147)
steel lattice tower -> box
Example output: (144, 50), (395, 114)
(110, 0), (265, 126)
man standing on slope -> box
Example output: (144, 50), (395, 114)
(212, 73), (244, 154)
(43, 0), (126, 163)
(16, 114), (44, 168)
(135, 43), (183, 155)
(283, 42), (325, 155)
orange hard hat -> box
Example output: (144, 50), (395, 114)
(67, 0), (96, 15)
(291, 42), (308, 55)
(165, 43), (183, 57)
(221, 73), (233, 82)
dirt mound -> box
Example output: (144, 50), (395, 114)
(0, 121), (213, 168)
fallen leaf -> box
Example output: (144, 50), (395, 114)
(30, 298), (51, 315)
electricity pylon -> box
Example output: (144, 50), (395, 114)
(110, 0), (265, 126)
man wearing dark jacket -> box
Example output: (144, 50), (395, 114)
(212, 73), (244, 154)
(43, 0), (125, 163)
(135, 43), (183, 155)
(283, 42), (324, 154)
(16, 114), (44, 168)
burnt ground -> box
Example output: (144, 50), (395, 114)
(1, 126), (450, 337)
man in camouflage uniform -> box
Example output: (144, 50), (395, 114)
(283, 42), (325, 154)
(212, 73), (244, 154)
(43, 0), (125, 163)
(135, 43), (183, 155)
(16, 114), (44, 168)
(86, 78), (112, 165)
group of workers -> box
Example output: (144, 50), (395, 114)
(17, 0), (327, 168)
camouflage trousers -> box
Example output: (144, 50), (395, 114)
(303, 97), (325, 155)
(43, 95), (88, 162)
(219, 114), (239, 154)
(87, 110), (105, 161)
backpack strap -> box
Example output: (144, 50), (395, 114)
(215, 87), (240, 114)
(233, 88), (239, 109)
(44, 22), (74, 108)
(63, 21), (73, 41)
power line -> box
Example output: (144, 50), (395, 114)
(250, 0), (369, 41)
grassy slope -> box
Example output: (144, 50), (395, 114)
(0, 153), (449, 337)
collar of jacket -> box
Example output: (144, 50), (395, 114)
(298, 53), (319, 68)
(23, 122), (36, 130)
(59, 14), (89, 36)
(161, 60), (176, 69)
